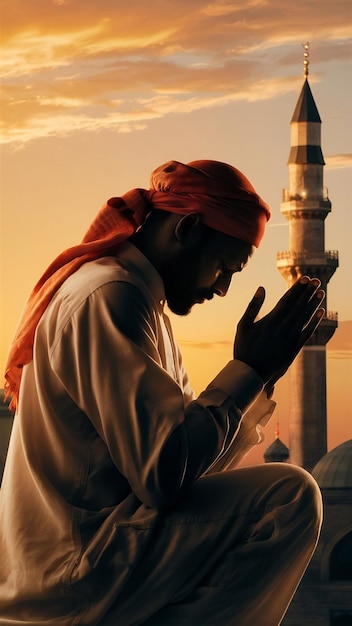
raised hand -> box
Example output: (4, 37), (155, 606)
(234, 276), (325, 386)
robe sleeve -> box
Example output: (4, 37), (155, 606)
(49, 280), (264, 509)
(205, 392), (276, 473)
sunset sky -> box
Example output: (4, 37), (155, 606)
(1, 0), (351, 462)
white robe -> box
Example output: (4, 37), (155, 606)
(0, 242), (282, 625)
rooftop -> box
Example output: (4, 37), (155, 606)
(312, 440), (352, 489)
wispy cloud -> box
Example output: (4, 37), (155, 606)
(327, 350), (352, 360)
(325, 154), (352, 170)
(179, 339), (231, 350)
(180, 320), (352, 352)
(1, 0), (351, 145)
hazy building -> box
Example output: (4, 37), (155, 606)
(283, 440), (352, 626)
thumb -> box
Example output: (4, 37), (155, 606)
(238, 287), (265, 330)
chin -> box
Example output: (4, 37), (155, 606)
(167, 299), (193, 317)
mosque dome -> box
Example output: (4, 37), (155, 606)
(264, 437), (289, 463)
(312, 440), (352, 489)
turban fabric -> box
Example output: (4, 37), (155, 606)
(149, 160), (270, 247)
(4, 160), (270, 411)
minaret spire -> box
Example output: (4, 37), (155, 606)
(303, 42), (310, 77)
(276, 47), (338, 472)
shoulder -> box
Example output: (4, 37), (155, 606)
(42, 256), (158, 339)
(61, 256), (134, 300)
(57, 255), (153, 310)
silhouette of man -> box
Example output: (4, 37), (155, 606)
(0, 160), (324, 625)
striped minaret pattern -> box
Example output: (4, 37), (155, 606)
(276, 46), (338, 472)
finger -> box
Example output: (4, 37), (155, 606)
(274, 282), (324, 333)
(269, 308), (325, 382)
(296, 308), (325, 349)
(293, 289), (325, 332)
(274, 276), (321, 313)
(238, 287), (265, 330)
(303, 307), (325, 337)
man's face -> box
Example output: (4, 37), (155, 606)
(163, 229), (255, 316)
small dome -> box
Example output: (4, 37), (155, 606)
(264, 437), (289, 463)
(312, 440), (352, 489)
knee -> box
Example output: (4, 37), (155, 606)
(280, 464), (323, 536)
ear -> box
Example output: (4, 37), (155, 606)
(174, 212), (202, 245)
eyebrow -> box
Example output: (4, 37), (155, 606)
(222, 260), (245, 273)
(222, 245), (254, 273)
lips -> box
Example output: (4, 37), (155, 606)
(195, 291), (214, 303)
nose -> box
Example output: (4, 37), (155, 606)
(213, 272), (232, 297)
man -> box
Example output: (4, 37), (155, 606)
(0, 160), (324, 625)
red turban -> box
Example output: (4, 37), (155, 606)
(149, 160), (270, 247)
(4, 159), (270, 411)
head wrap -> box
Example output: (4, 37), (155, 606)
(149, 160), (270, 247)
(4, 159), (270, 411)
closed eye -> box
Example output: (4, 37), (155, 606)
(221, 261), (244, 274)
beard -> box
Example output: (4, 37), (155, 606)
(163, 251), (213, 316)
(162, 251), (196, 316)
(164, 272), (195, 315)
(166, 291), (193, 316)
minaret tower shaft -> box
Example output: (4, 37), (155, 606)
(276, 45), (338, 472)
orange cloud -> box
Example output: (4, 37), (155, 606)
(179, 339), (231, 350)
(1, 0), (351, 145)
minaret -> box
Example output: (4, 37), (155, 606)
(276, 44), (338, 472)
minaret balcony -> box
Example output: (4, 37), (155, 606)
(282, 188), (330, 203)
(325, 310), (338, 322)
(276, 250), (339, 284)
(281, 189), (331, 219)
(277, 250), (339, 267)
